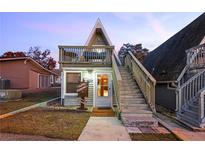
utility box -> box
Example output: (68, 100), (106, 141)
(0, 79), (10, 89)
(0, 89), (22, 101)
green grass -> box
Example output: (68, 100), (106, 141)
(129, 133), (181, 141)
(0, 108), (90, 140)
(0, 89), (60, 115)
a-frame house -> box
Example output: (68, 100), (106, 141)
(59, 19), (114, 107)
(58, 18), (158, 128)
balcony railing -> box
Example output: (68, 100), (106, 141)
(186, 43), (205, 69)
(59, 45), (114, 66)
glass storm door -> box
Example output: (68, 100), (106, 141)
(95, 73), (112, 107)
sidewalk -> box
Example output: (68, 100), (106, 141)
(78, 117), (131, 141)
(0, 97), (59, 119)
(156, 113), (205, 141)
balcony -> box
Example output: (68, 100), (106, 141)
(59, 45), (114, 67)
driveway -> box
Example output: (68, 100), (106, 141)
(78, 117), (131, 141)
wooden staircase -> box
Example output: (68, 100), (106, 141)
(118, 67), (158, 127)
(177, 43), (205, 128)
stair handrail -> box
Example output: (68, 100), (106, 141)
(199, 88), (205, 122)
(177, 65), (189, 86)
(124, 51), (156, 112)
(112, 54), (122, 115)
(177, 69), (205, 113)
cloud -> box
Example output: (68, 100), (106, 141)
(145, 13), (170, 40)
(112, 12), (146, 21)
(23, 21), (90, 35)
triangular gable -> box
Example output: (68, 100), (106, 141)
(85, 18), (112, 46)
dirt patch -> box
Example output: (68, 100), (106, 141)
(129, 133), (181, 141)
(0, 133), (64, 141)
(0, 107), (90, 140)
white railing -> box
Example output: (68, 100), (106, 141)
(124, 51), (156, 112)
(112, 54), (122, 115)
(186, 43), (205, 69)
(177, 69), (205, 113)
(199, 89), (205, 122)
(59, 45), (114, 65)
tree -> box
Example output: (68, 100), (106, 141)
(1, 51), (26, 58)
(0, 47), (56, 70)
(118, 43), (149, 64)
(27, 47), (56, 70)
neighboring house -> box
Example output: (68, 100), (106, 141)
(0, 57), (59, 89)
(50, 69), (61, 86)
(143, 13), (205, 127)
(59, 19), (158, 127)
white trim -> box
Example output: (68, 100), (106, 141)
(85, 18), (113, 46)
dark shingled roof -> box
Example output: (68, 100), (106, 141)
(143, 13), (205, 82)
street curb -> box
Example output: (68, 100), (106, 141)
(0, 97), (60, 119)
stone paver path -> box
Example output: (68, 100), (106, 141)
(78, 117), (131, 141)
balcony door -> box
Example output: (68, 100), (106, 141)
(95, 73), (112, 108)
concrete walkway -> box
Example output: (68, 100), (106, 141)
(0, 97), (60, 119)
(156, 113), (205, 141)
(78, 117), (131, 141)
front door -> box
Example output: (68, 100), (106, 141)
(95, 73), (112, 108)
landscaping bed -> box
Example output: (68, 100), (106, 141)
(129, 133), (180, 141)
(0, 107), (90, 140)
(128, 125), (181, 141)
(0, 88), (60, 115)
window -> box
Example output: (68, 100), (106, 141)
(97, 74), (108, 97)
(39, 75), (50, 88)
(66, 73), (81, 93)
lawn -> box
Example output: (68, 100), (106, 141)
(129, 133), (180, 141)
(0, 108), (90, 140)
(0, 88), (60, 115)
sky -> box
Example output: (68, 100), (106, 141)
(0, 12), (202, 65)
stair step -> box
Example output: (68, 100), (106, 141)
(182, 109), (198, 119)
(121, 105), (149, 110)
(178, 113), (200, 127)
(121, 75), (133, 80)
(121, 94), (143, 97)
(121, 103), (148, 107)
(121, 116), (158, 127)
(121, 109), (153, 114)
(120, 89), (140, 92)
(121, 97), (145, 101)
(187, 102), (199, 112)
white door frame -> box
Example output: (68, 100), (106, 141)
(93, 72), (113, 108)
